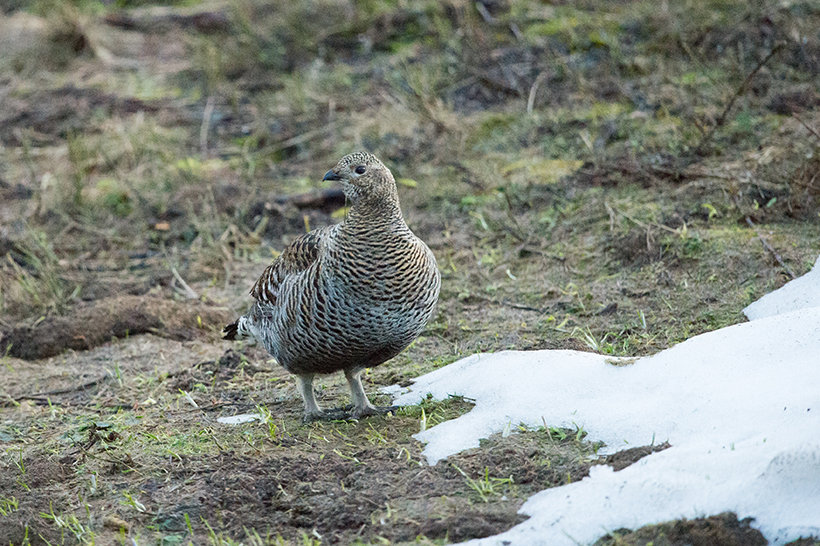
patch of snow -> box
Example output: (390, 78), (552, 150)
(744, 255), (820, 320)
(216, 413), (261, 425)
(381, 384), (409, 397)
(391, 257), (820, 545)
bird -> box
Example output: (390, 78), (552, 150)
(223, 152), (441, 422)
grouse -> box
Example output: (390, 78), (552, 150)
(223, 152), (441, 421)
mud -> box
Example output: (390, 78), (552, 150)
(594, 512), (769, 546)
(1, 295), (230, 360)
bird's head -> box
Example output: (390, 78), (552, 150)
(323, 152), (398, 207)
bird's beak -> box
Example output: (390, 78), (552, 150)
(323, 170), (342, 181)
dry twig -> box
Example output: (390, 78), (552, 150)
(3, 375), (108, 406)
(200, 95), (215, 157)
(745, 216), (796, 279)
(527, 71), (549, 115)
(693, 44), (783, 157)
(171, 267), (199, 299)
(792, 113), (820, 141)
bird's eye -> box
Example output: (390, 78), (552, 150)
(354, 166), (366, 174)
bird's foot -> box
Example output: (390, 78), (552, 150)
(302, 408), (348, 423)
(347, 405), (400, 420)
(303, 405), (400, 422)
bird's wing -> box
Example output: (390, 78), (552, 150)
(250, 225), (334, 304)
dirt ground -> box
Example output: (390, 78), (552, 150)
(1, 0), (819, 544)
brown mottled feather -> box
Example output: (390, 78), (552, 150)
(224, 152), (441, 421)
(250, 226), (332, 304)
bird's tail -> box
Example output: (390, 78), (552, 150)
(222, 315), (255, 342)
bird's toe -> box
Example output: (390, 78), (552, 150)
(302, 408), (348, 423)
(348, 405), (400, 420)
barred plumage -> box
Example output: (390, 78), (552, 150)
(223, 152), (441, 421)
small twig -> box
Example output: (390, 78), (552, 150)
(508, 22), (523, 41)
(527, 71), (549, 115)
(55, 219), (131, 245)
(500, 299), (550, 314)
(205, 428), (227, 452)
(610, 206), (681, 234)
(745, 216), (796, 279)
(446, 161), (486, 190)
(516, 245), (566, 262)
(269, 124), (336, 154)
(184, 400), (286, 413)
(472, 1), (521, 40)
(501, 191), (528, 242)
(474, 1), (495, 23)
(465, 293), (551, 314)
(605, 201), (616, 232)
(467, 67), (521, 96)
(438, 75), (478, 97)
(693, 44), (783, 156)
(2, 396), (55, 407)
(792, 113), (820, 141)
(10, 375), (107, 402)
(200, 95), (215, 158)
(677, 38), (720, 88)
(171, 267), (199, 299)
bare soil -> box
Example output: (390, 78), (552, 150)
(593, 512), (769, 546)
(1, 295), (230, 360)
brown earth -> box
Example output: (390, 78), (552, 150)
(1, 295), (230, 360)
(593, 513), (769, 546)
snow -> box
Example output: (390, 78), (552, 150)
(216, 413), (261, 425)
(744, 255), (820, 320)
(389, 257), (820, 545)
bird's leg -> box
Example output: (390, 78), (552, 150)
(344, 367), (399, 420)
(296, 374), (323, 422)
(296, 373), (345, 422)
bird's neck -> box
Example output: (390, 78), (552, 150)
(348, 185), (404, 221)
(342, 194), (409, 239)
